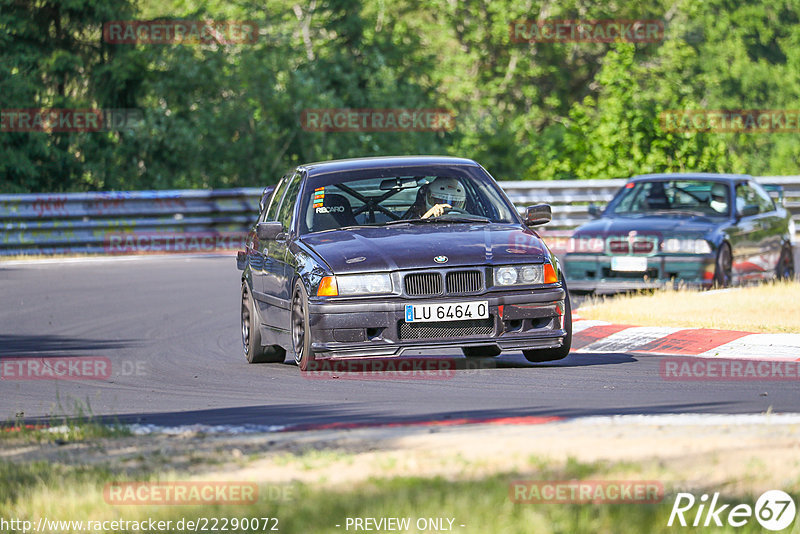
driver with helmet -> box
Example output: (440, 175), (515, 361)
(406, 176), (467, 219)
(709, 183), (729, 214)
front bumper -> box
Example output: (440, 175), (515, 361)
(307, 288), (567, 359)
(565, 253), (715, 294)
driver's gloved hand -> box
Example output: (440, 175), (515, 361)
(421, 203), (452, 219)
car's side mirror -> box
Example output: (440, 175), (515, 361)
(524, 204), (552, 226)
(737, 204), (759, 218)
(256, 221), (284, 240)
(588, 204), (602, 218)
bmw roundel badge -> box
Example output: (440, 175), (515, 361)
(434, 255), (448, 264)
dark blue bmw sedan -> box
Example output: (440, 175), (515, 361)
(237, 156), (571, 370)
(565, 173), (795, 293)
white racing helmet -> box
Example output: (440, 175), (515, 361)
(425, 177), (466, 211)
(710, 183), (728, 213)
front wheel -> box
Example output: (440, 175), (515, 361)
(713, 243), (732, 288)
(241, 283), (286, 364)
(291, 281), (315, 371)
(523, 285), (572, 363)
(777, 246), (795, 280)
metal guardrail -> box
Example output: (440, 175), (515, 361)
(2, 177), (799, 256)
(0, 189), (262, 256)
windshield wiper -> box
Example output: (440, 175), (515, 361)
(381, 218), (434, 226)
(648, 209), (708, 217)
(336, 224), (384, 230)
(425, 215), (491, 223)
(378, 215), (491, 226)
(436, 214), (491, 222)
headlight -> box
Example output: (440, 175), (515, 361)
(695, 240), (712, 254)
(519, 265), (541, 283)
(494, 264), (544, 286)
(494, 266), (518, 285)
(661, 238), (712, 254)
(789, 219), (796, 245)
(334, 274), (393, 296)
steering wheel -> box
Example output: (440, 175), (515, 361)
(443, 206), (469, 215)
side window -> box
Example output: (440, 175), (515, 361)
(750, 182), (776, 213)
(264, 174), (291, 222)
(257, 188), (273, 222)
(735, 183), (758, 215)
(276, 173), (303, 232)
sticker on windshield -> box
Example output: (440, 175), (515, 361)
(313, 186), (325, 208)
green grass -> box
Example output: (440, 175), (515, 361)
(0, 461), (116, 507)
(1, 399), (131, 444)
(1, 419), (131, 444)
(1, 458), (793, 534)
(577, 280), (800, 333)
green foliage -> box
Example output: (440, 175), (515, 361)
(2, 0), (800, 192)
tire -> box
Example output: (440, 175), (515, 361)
(462, 345), (501, 358)
(777, 246), (795, 281)
(523, 285), (572, 363)
(241, 283), (286, 364)
(713, 243), (732, 288)
(291, 280), (315, 371)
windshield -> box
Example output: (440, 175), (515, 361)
(298, 166), (519, 234)
(607, 180), (731, 218)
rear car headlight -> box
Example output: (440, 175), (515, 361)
(334, 274), (393, 296)
(493, 264), (544, 286)
(661, 238), (711, 254)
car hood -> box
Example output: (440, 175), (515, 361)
(300, 223), (547, 273)
(574, 215), (720, 237)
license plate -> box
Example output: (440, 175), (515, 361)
(610, 256), (648, 272)
(404, 301), (489, 323)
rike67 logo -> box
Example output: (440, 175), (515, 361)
(668, 490), (796, 531)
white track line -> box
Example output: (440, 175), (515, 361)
(122, 413), (800, 435)
(571, 319), (612, 333)
(700, 333), (800, 360)
(128, 423), (288, 435)
(577, 326), (682, 353)
(572, 413), (800, 426)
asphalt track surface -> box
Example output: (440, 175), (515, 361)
(1, 256), (798, 428)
